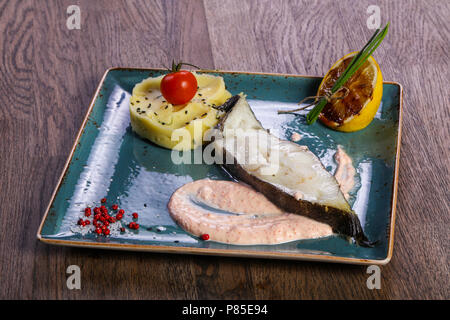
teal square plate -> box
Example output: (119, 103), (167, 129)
(38, 68), (402, 265)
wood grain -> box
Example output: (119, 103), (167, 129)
(0, 0), (448, 300)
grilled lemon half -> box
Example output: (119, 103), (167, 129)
(318, 52), (383, 132)
(130, 73), (231, 150)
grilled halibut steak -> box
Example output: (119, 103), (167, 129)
(213, 94), (373, 246)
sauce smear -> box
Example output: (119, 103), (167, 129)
(168, 180), (332, 245)
(168, 147), (357, 245)
(334, 145), (356, 199)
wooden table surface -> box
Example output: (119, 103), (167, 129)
(0, 0), (448, 300)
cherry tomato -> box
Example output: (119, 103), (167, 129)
(160, 70), (198, 105)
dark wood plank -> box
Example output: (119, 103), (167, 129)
(0, 0), (448, 300)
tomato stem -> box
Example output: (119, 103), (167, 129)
(166, 60), (201, 73)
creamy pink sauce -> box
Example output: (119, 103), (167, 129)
(168, 147), (356, 245)
(334, 146), (356, 199)
(291, 132), (302, 142)
(168, 180), (332, 245)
